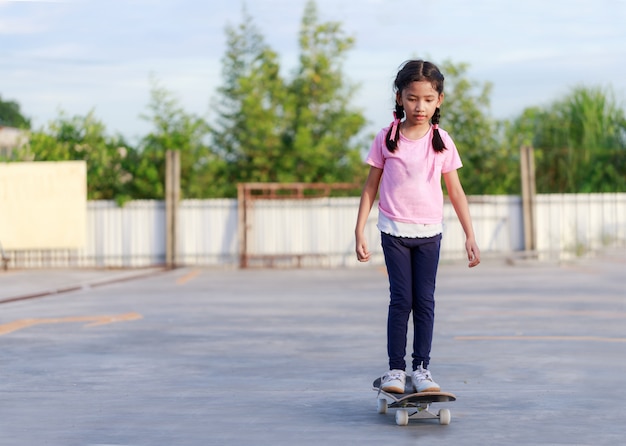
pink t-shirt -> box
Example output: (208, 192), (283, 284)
(366, 125), (463, 225)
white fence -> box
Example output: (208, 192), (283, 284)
(3, 194), (625, 268)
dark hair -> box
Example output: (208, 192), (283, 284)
(385, 60), (446, 153)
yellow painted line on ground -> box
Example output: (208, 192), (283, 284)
(176, 269), (200, 285)
(0, 312), (143, 336)
(455, 335), (626, 343)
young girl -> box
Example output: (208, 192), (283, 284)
(355, 60), (480, 394)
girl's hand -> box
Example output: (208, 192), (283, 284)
(466, 238), (481, 268)
(354, 166), (382, 264)
(355, 234), (371, 262)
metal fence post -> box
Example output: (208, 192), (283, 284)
(165, 150), (180, 268)
(520, 145), (537, 252)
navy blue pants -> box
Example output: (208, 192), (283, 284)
(381, 232), (441, 371)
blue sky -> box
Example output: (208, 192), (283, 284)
(2, 0), (626, 142)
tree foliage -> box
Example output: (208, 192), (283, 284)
(135, 79), (214, 199)
(209, 7), (287, 194)
(17, 111), (134, 204)
(286, 1), (367, 184)
(438, 60), (518, 195)
(0, 95), (31, 128)
(506, 86), (626, 193)
(209, 1), (367, 196)
(3, 1), (626, 200)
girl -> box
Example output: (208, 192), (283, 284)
(355, 60), (480, 394)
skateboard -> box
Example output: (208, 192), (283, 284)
(373, 376), (456, 426)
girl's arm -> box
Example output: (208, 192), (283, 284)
(355, 166), (383, 262)
(443, 169), (481, 268)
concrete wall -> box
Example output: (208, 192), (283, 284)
(0, 161), (87, 250)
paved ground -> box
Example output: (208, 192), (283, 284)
(1, 250), (625, 445)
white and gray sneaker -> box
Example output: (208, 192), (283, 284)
(412, 365), (440, 393)
(381, 369), (406, 394)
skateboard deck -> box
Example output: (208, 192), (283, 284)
(373, 376), (456, 426)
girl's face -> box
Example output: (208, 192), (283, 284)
(397, 80), (443, 127)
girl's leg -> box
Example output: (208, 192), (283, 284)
(381, 232), (413, 371)
(410, 234), (441, 371)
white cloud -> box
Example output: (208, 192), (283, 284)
(0, 13), (46, 34)
(15, 42), (92, 61)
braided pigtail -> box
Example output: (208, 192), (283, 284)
(431, 107), (446, 152)
(385, 103), (404, 152)
(389, 60), (447, 152)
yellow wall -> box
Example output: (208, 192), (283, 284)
(0, 161), (87, 250)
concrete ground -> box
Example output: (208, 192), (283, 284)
(1, 250), (625, 445)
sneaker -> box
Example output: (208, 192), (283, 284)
(412, 365), (440, 393)
(381, 369), (406, 394)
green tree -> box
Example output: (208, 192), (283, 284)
(209, 6), (289, 196)
(0, 95), (31, 128)
(135, 79), (215, 199)
(16, 110), (135, 203)
(210, 0), (367, 196)
(507, 86), (626, 192)
(438, 60), (517, 195)
(285, 0), (367, 184)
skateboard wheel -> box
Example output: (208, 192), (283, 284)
(438, 408), (451, 425)
(395, 410), (409, 426)
(376, 398), (388, 414)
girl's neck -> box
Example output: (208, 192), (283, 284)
(400, 121), (431, 140)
